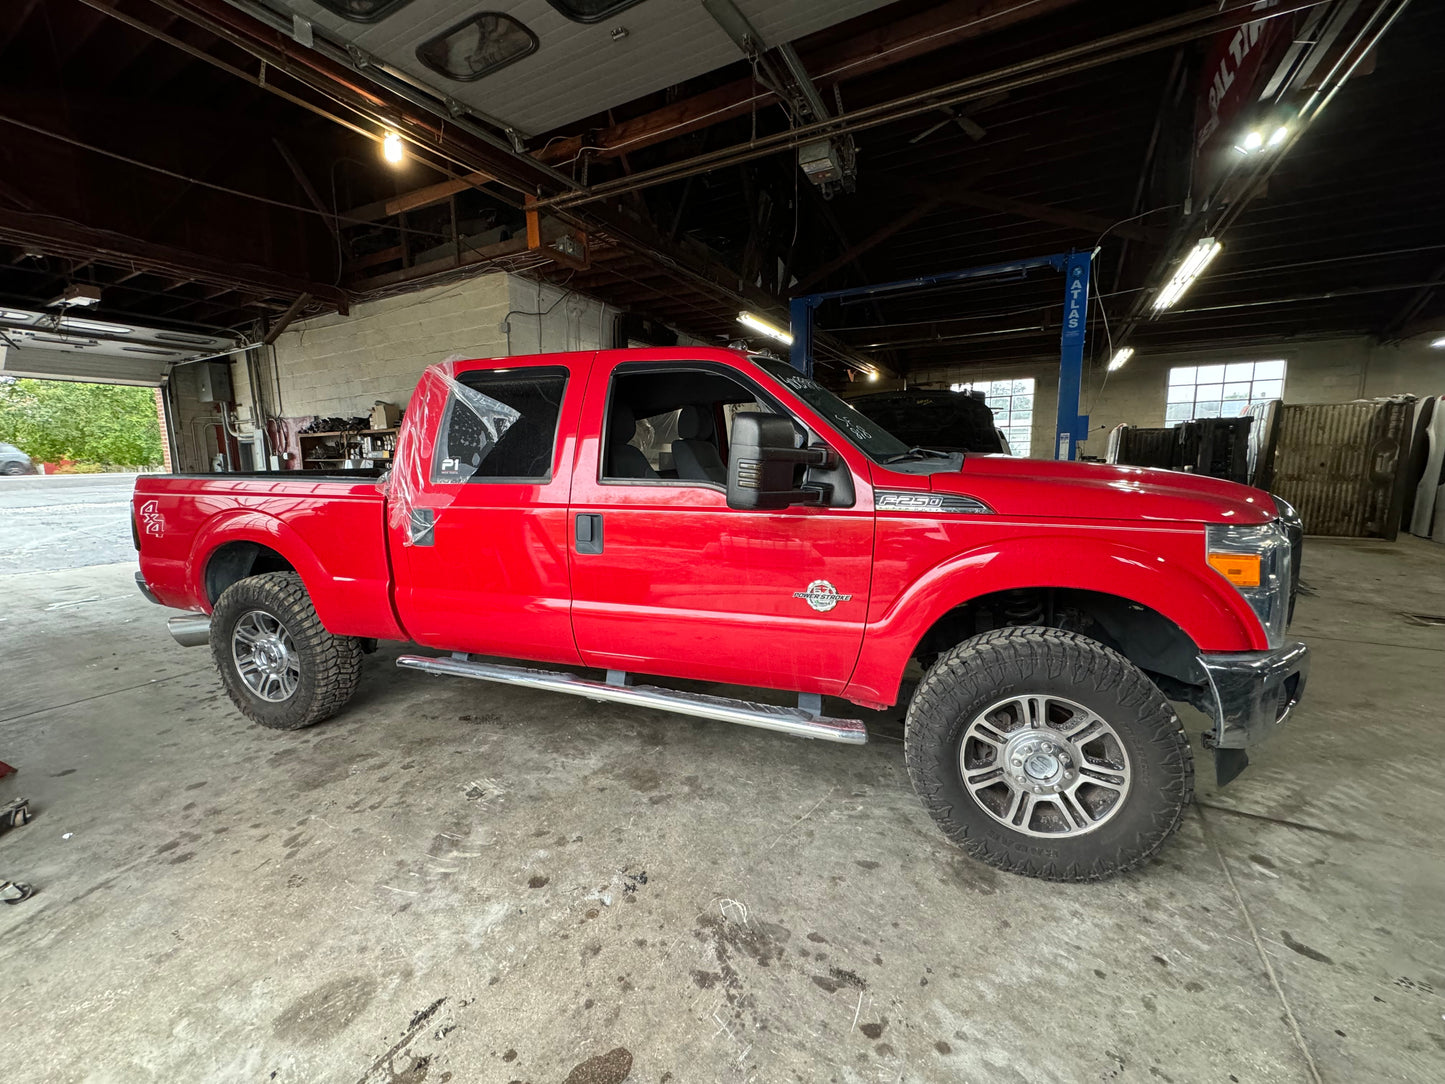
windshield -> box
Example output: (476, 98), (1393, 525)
(752, 357), (911, 462)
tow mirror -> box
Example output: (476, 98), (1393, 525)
(727, 412), (833, 510)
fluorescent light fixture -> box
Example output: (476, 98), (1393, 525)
(60, 317), (132, 335)
(736, 311), (793, 345)
(1108, 346), (1134, 372)
(382, 131), (405, 165)
(1268, 125), (1289, 147)
(1431, 336), (1445, 349)
(1152, 238), (1223, 312)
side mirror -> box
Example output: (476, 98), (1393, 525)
(727, 412), (832, 510)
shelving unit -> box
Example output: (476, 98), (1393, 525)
(297, 428), (398, 470)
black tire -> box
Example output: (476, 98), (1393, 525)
(0, 462), (25, 475)
(209, 572), (363, 730)
(904, 627), (1194, 882)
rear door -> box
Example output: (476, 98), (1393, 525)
(387, 354), (590, 664)
(567, 355), (875, 696)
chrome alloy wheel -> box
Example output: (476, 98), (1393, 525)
(959, 694), (1132, 838)
(231, 610), (301, 703)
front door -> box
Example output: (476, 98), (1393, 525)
(567, 358), (875, 696)
(387, 354), (590, 665)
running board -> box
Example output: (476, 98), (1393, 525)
(395, 655), (868, 744)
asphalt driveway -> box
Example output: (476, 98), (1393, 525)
(0, 473), (139, 574)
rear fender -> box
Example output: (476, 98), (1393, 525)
(189, 510), (402, 640)
(844, 534), (1266, 706)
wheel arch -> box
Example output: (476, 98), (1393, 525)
(844, 535), (1262, 707)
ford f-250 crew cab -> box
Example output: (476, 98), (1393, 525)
(134, 346), (1308, 882)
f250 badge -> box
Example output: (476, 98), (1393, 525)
(139, 499), (165, 537)
(793, 580), (852, 613)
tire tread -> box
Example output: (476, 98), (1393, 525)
(904, 627), (1194, 883)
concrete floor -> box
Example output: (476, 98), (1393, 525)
(1, 532), (1443, 1083)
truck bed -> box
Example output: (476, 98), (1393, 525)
(133, 472), (401, 640)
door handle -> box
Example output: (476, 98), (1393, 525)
(575, 513), (603, 554)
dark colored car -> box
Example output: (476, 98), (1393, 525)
(0, 442), (36, 475)
(848, 390), (1008, 454)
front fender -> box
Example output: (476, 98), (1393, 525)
(189, 510), (403, 640)
(844, 533), (1266, 707)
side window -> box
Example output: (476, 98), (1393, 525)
(432, 367), (568, 484)
(602, 367), (775, 485)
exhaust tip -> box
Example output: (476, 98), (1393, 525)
(167, 614), (211, 648)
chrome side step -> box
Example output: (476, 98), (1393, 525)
(396, 654), (868, 745)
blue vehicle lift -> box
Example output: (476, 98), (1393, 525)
(788, 250), (1094, 460)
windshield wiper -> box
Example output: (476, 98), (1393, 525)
(883, 446), (953, 464)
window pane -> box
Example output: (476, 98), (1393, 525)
(1013, 394), (1033, 410)
(434, 368), (567, 483)
(1194, 383), (1223, 402)
(315, 0), (418, 23)
(1011, 411), (1032, 428)
(417, 13), (538, 81)
(1011, 379), (1033, 394)
(1168, 366), (1196, 385)
(545, 0), (646, 23)
(1166, 384), (1194, 404)
(1253, 379), (1283, 400)
(1195, 400), (1222, 418)
(1255, 360), (1286, 380)
(1197, 364), (1226, 383)
(1225, 362), (1255, 381)
(1222, 381), (1252, 401)
(1165, 403), (1193, 422)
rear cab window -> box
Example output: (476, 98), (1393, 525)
(432, 367), (568, 484)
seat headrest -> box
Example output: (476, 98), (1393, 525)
(611, 402), (637, 443)
(677, 404), (715, 441)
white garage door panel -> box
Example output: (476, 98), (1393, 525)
(0, 345), (169, 386)
(271, 0), (897, 134)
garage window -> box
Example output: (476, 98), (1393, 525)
(433, 368), (568, 483)
(545, 0), (647, 24)
(950, 378), (1034, 456)
(416, 13), (538, 81)
(1165, 360), (1286, 426)
(313, 0), (418, 24)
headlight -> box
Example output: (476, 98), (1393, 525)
(1206, 522), (1292, 648)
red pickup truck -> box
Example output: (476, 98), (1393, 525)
(134, 347), (1307, 882)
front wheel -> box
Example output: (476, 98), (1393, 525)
(210, 572), (363, 730)
(905, 627), (1194, 882)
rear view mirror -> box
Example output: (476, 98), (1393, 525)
(727, 412), (832, 510)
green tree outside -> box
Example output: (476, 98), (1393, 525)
(0, 377), (163, 468)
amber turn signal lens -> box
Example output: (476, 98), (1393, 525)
(1208, 552), (1262, 588)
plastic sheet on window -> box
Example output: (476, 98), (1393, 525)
(382, 358), (520, 546)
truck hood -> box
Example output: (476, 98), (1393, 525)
(908, 455), (1278, 525)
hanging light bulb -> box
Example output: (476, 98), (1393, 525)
(382, 132), (405, 165)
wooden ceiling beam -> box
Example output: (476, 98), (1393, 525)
(0, 206), (350, 314)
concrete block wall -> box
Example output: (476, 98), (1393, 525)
(904, 335), (1445, 458)
(231, 272), (620, 430)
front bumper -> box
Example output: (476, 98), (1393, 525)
(1198, 640), (1310, 783)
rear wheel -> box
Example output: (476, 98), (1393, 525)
(210, 572), (363, 730)
(0, 462), (26, 475)
(905, 627), (1193, 882)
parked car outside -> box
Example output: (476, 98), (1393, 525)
(0, 442), (36, 475)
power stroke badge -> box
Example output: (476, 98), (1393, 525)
(793, 580), (852, 613)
